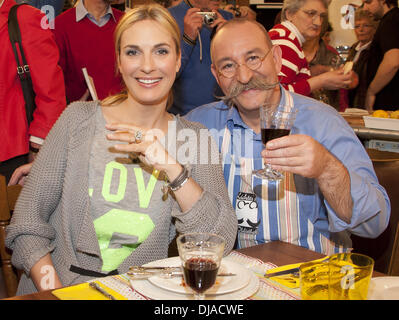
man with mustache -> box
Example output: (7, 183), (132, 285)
(185, 18), (390, 254)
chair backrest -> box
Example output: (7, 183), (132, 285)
(388, 222), (399, 275)
(351, 149), (399, 274)
(0, 174), (22, 297)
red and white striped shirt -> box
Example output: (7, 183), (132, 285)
(269, 21), (312, 96)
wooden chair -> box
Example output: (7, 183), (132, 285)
(0, 174), (22, 297)
(351, 149), (399, 275)
(388, 222), (399, 276)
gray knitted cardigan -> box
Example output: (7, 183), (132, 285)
(5, 101), (237, 295)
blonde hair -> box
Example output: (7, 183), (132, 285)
(102, 4), (181, 107)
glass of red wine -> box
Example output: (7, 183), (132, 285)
(176, 233), (225, 300)
(253, 103), (298, 180)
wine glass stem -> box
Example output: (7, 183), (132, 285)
(265, 163), (273, 172)
(194, 293), (205, 300)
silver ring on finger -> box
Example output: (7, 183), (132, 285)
(135, 130), (143, 143)
(129, 133), (136, 144)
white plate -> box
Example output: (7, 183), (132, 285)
(340, 108), (370, 116)
(130, 270), (259, 300)
(363, 116), (399, 131)
(129, 257), (259, 300)
(145, 257), (250, 295)
(368, 277), (399, 300)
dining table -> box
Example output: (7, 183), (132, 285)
(4, 241), (385, 300)
(340, 112), (399, 143)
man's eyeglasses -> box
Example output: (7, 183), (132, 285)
(301, 9), (328, 22)
(216, 47), (273, 79)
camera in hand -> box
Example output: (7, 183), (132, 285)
(197, 11), (216, 25)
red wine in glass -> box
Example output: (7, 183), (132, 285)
(183, 257), (218, 294)
(253, 104), (298, 180)
(261, 128), (290, 145)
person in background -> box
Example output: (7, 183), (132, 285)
(16, 0), (66, 17)
(0, 0), (66, 184)
(5, 4), (236, 296)
(346, 9), (378, 109)
(169, 0), (182, 7)
(303, 19), (348, 110)
(363, 0), (399, 111)
(269, 0), (354, 97)
(321, 20), (331, 45)
(274, 10), (281, 25)
(168, 0), (233, 115)
(223, 3), (256, 20)
(185, 18), (390, 254)
(53, 0), (124, 103)
(154, 0), (182, 8)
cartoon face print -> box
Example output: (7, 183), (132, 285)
(236, 192), (261, 232)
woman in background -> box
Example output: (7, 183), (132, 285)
(269, 0), (354, 98)
(303, 20), (345, 110)
(6, 4), (236, 296)
(346, 9), (378, 108)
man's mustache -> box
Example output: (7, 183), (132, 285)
(219, 77), (279, 107)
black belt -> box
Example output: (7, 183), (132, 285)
(70, 265), (118, 278)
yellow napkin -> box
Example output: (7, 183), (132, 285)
(265, 257), (327, 289)
(52, 281), (127, 300)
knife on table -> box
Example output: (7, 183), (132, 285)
(127, 271), (236, 280)
(127, 266), (236, 279)
(89, 282), (117, 300)
(264, 267), (300, 278)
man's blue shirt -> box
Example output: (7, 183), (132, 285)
(185, 88), (390, 253)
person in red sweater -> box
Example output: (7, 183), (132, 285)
(269, 0), (354, 97)
(53, 0), (124, 103)
(0, 0), (66, 183)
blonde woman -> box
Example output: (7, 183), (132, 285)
(5, 4), (237, 296)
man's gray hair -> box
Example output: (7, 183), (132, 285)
(281, 0), (329, 21)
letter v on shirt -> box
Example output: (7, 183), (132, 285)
(90, 160), (162, 272)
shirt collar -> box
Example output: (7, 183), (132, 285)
(226, 106), (247, 130)
(76, 0), (115, 22)
(281, 20), (305, 46)
(355, 41), (371, 52)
